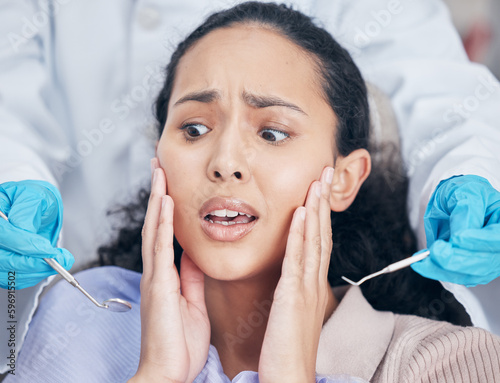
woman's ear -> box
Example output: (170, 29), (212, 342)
(330, 149), (371, 212)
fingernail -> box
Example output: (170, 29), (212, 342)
(162, 196), (167, 208)
(299, 207), (306, 220)
(315, 182), (322, 198)
(150, 158), (155, 175)
(326, 167), (334, 184)
(153, 168), (158, 184)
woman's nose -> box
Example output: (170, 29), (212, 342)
(213, 170), (243, 180)
(207, 132), (251, 183)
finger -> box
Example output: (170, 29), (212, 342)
(0, 219), (65, 256)
(451, 223), (500, 251)
(426, 239), (498, 276)
(1, 270), (59, 289)
(142, 167), (167, 279)
(1, 181), (62, 244)
(150, 157), (160, 184)
(303, 180), (322, 279)
(318, 167), (334, 280)
(180, 252), (206, 313)
(0, 251), (55, 273)
(0, 247), (74, 279)
(282, 207), (306, 279)
(51, 247), (75, 270)
(485, 201), (500, 224)
(152, 195), (178, 289)
(447, 189), (486, 235)
(410, 257), (484, 286)
(411, 246), (499, 287)
(0, 188), (11, 217)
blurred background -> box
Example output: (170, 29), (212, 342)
(444, 0), (499, 79)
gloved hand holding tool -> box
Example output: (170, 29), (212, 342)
(0, 180), (74, 289)
(412, 175), (500, 287)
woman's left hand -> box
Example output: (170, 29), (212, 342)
(259, 167), (335, 383)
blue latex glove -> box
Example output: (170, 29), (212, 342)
(0, 180), (74, 289)
(412, 175), (500, 287)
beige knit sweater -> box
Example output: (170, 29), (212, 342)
(315, 286), (500, 382)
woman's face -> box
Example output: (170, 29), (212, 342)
(157, 25), (338, 281)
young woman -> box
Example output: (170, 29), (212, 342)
(6, 2), (500, 382)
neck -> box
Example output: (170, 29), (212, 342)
(205, 267), (279, 378)
(205, 267), (338, 379)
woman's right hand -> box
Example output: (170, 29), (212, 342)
(130, 159), (211, 383)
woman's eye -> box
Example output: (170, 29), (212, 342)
(181, 123), (210, 139)
(259, 128), (290, 143)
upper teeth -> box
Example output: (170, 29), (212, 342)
(207, 209), (252, 218)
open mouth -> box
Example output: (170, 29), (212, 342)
(199, 198), (259, 242)
(204, 209), (257, 226)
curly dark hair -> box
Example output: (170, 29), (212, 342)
(98, 2), (470, 326)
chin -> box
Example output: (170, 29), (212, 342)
(184, 244), (282, 282)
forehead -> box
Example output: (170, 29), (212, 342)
(169, 24), (327, 108)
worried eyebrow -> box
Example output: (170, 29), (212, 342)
(173, 89), (307, 116)
(242, 91), (307, 116)
(174, 90), (222, 106)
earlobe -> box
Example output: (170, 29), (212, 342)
(329, 149), (371, 212)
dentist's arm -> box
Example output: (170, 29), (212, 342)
(0, 1), (69, 186)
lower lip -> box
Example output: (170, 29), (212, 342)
(200, 217), (258, 242)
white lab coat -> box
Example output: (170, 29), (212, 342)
(1, 0), (499, 374)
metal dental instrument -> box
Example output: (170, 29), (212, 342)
(0, 210), (132, 312)
(341, 250), (430, 286)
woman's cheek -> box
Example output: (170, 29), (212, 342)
(168, 172), (198, 229)
(158, 149), (193, 223)
(160, 145), (190, 192)
(273, 164), (315, 206)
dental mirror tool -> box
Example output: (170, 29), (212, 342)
(0, 210), (132, 312)
(341, 250), (430, 286)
